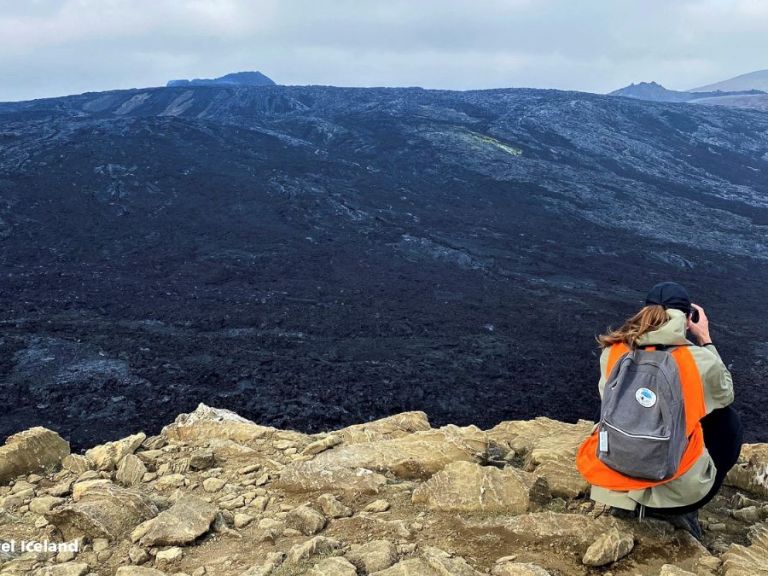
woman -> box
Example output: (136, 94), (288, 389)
(576, 282), (742, 539)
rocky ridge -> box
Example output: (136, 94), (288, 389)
(2, 405), (768, 575)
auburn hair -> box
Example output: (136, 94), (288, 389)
(597, 305), (669, 349)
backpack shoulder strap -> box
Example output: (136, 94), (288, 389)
(605, 342), (631, 378)
(636, 343), (693, 352)
(670, 346), (707, 434)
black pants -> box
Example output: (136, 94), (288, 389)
(648, 405), (744, 515)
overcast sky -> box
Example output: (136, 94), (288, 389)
(1, 0), (766, 102)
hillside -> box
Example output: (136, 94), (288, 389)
(609, 81), (763, 103)
(692, 93), (768, 112)
(1, 405), (768, 575)
(692, 69), (768, 93)
(1, 84), (768, 448)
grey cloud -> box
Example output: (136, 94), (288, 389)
(0, 0), (766, 101)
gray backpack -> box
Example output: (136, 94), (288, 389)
(597, 346), (688, 481)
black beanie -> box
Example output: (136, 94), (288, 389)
(645, 282), (692, 314)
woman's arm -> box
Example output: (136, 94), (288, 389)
(693, 345), (734, 412)
(688, 304), (734, 412)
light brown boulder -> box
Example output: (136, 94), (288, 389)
(48, 478), (74, 497)
(202, 477), (227, 493)
(218, 494), (245, 510)
(155, 546), (183, 563)
(695, 555), (722, 575)
(129, 545), (151, 564)
(116, 454), (148, 487)
(153, 473), (185, 491)
(133, 494), (217, 546)
(189, 450), (215, 470)
(486, 417), (593, 466)
(722, 525), (768, 575)
(161, 403), (287, 447)
(412, 461), (532, 513)
(532, 460), (588, 499)
(279, 424), (487, 493)
(31, 564), (90, 576)
(277, 463), (387, 494)
(11, 479), (35, 494)
(317, 493), (352, 518)
(46, 482), (157, 540)
(302, 435), (343, 456)
(364, 499), (391, 513)
(61, 454), (92, 474)
(488, 417), (593, 501)
(582, 527), (634, 567)
(85, 433), (145, 471)
(0, 427), (70, 485)
(337, 412), (431, 444)
(307, 557), (358, 576)
(136, 449), (163, 464)
(29, 495), (64, 515)
(0, 492), (24, 510)
(726, 444), (768, 498)
(249, 495), (270, 512)
(56, 548), (78, 563)
(92, 537), (109, 552)
(77, 470), (100, 481)
(0, 554), (39, 574)
(286, 504), (326, 535)
(72, 478), (111, 500)
(732, 505), (762, 522)
(206, 438), (258, 460)
(286, 536), (342, 563)
(141, 435), (167, 450)
(234, 513), (254, 528)
(346, 539), (399, 573)
(492, 561), (551, 576)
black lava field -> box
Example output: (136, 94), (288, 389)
(1, 84), (767, 449)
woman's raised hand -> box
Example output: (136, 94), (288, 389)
(687, 303), (712, 345)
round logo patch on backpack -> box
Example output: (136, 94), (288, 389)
(635, 387), (657, 408)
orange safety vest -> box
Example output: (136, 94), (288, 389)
(576, 342), (707, 491)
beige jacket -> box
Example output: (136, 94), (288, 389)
(589, 309), (734, 510)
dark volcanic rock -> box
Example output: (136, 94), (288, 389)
(0, 84), (767, 448)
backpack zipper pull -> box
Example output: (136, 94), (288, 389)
(599, 429), (609, 453)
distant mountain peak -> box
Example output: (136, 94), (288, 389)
(167, 71), (276, 88)
(632, 81), (662, 88)
(609, 81), (691, 102)
(610, 80), (765, 106)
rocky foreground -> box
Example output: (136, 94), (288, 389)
(1, 406), (768, 576)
